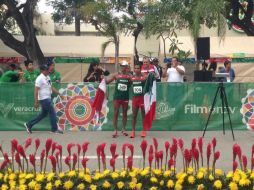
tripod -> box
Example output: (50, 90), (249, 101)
(202, 81), (235, 140)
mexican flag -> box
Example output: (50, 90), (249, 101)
(92, 78), (107, 112)
(143, 73), (156, 130)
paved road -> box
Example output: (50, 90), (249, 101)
(0, 131), (253, 172)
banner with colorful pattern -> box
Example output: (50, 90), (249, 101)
(0, 82), (254, 131)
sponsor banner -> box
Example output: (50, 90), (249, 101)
(0, 82), (253, 131)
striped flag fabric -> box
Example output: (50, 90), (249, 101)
(143, 73), (156, 130)
(92, 78), (107, 112)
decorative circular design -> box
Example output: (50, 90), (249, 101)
(240, 89), (254, 130)
(65, 96), (95, 126)
(53, 83), (108, 131)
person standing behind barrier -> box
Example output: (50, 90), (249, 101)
(105, 60), (131, 138)
(130, 64), (146, 138)
(219, 60), (235, 82)
(141, 57), (159, 79)
(22, 60), (40, 82)
(24, 64), (63, 134)
(152, 58), (162, 82)
(83, 61), (110, 82)
(48, 61), (61, 83)
(0, 64), (23, 83)
(162, 57), (185, 82)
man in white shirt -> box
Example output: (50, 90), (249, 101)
(163, 57), (185, 82)
(24, 64), (63, 134)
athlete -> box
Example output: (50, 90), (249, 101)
(106, 61), (131, 138)
(130, 64), (146, 138)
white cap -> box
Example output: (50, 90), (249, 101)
(120, 60), (129, 66)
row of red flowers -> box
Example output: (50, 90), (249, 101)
(0, 137), (254, 174)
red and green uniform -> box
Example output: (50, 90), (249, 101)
(131, 75), (146, 107)
(113, 74), (131, 104)
(23, 69), (40, 82)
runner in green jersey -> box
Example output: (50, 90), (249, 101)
(106, 61), (131, 138)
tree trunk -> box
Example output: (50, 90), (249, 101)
(0, 1), (45, 65)
(114, 36), (119, 72)
(75, 10), (81, 36)
(133, 22), (143, 65)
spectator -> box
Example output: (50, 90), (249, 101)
(141, 57), (159, 79)
(0, 64), (23, 83)
(208, 61), (217, 81)
(48, 61), (61, 83)
(219, 60), (235, 82)
(162, 57), (185, 82)
(22, 60), (40, 82)
(152, 58), (162, 82)
(83, 61), (110, 82)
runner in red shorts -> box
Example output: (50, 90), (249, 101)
(106, 61), (131, 138)
(130, 64), (146, 138)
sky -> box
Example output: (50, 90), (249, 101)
(37, 0), (54, 14)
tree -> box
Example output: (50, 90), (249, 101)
(81, 1), (127, 71)
(49, 0), (93, 36)
(143, 0), (226, 58)
(226, 0), (254, 36)
(0, 0), (45, 65)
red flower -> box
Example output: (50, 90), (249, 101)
(242, 155), (247, 171)
(214, 151), (220, 162)
(35, 138), (40, 153)
(233, 144), (239, 161)
(82, 142), (89, 157)
(122, 144), (128, 163)
(193, 148), (199, 163)
(45, 138), (53, 156)
(165, 141), (170, 155)
(15, 153), (21, 168)
(67, 143), (75, 156)
(170, 143), (177, 159)
(48, 155), (57, 172)
(72, 153), (78, 170)
(251, 157), (254, 171)
(110, 143), (117, 158)
(252, 144), (254, 157)
(172, 137), (178, 146)
(17, 145), (26, 158)
(148, 145), (154, 168)
(127, 156), (133, 170)
(76, 144), (81, 155)
(11, 139), (18, 154)
(212, 137), (217, 151)
(178, 138), (184, 151)
(81, 157), (89, 169)
(3, 153), (9, 163)
(25, 138), (32, 149)
(206, 143), (212, 163)
(198, 137), (203, 154)
(29, 154), (36, 168)
(55, 151), (60, 164)
(191, 138), (196, 150)
(233, 161), (238, 172)
(168, 158), (174, 169)
(56, 145), (62, 158)
(110, 157), (116, 171)
(152, 137), (158, 152)
(51, 142), (57, 155)
(64, 156), (71, 168)
(128, 144), (134, 158)
(184, 149), (192, 166)
(40, 149), (46, 171)
(0, 160), (8, 170)
(140, 140), (148, 159)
